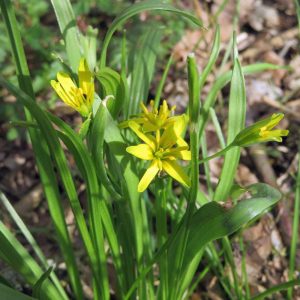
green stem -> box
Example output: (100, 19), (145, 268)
(239, 235), (250, 299)
(154, 54), (173, 110)
(168, 53), (200, 300)
(288, 146), (300, 299)
(199, 144), (234, 164)
(155, 179), (168, 300)
(251, 279), (300, 300)
(222, 238), (243, 299)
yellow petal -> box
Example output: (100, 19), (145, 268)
(166, 149), (191, 160)
(119, 118), (145, 129)
(177, 137), (189, 148)
(128, 121), (156, 150)
(160, 115), (187, 148)
(126, 144), (154, 160)
(138, 160), (160, 192)
(162, 159), (190, 187)
(51, 80), (78, 109)
(78, 58), (93, 97)
(57, 72), (77, 96)
(140, 102), (149, 115)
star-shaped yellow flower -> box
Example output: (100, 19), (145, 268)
(51, 58), (94, 117)
(120, 100), (187, 132)
(233, 113), (289, 147)
(126, 116), (191, 192)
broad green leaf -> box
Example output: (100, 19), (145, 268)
(95, 67), (125, 118)
(168, 183), (281, 298)
(0, 283), (36, 300)
(99, 0), (203, 68)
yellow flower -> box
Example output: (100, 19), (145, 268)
(126, 116), (191, 192)
(233, 113), (289, 147)
(51, 58), (94, 117)
(120, 100), (187, 132)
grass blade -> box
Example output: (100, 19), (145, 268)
(0, 191), (68, 300)
(288, 147), (300, 299)
(50, 0), (81, 71)
(252, 279), (300, 300)
(198, 63), (288, 141)
(0, 77), (103, 298)
(99, 0), (203, 68)
(0, 1), (82, 298)
(127, 26), (162, 116)
(0, 283), (37, 300)
(213, 36), (246, 201)
(0, 221), (61, 300)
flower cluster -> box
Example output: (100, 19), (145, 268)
(123, 101), (191, 193)
(51, 58), (94, 117)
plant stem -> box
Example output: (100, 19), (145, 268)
(288, 148), (300, 299)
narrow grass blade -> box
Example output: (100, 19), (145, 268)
(198, 63), (288, 141)
(199, 25), (220, 94)
(0, 283), (37, 300)
(50, 0), (81, 71)
(154, 53), (173, 109)
(0, 77), (102, 298)
(127, 27), (162, 117)
(168, 53), (200, 299)
(0, 1), (82, 298)
(213, 38), (246, 201)
(48, 116), (110, 300)
(99, 0), (203, 68)
(252, 279), (300, 300)
(0, 221), (61, 300)
(32, 267), (53, 298)
(288, 148), (300, 299)
(100, 104), (152, 297)
(49, 112), (127, 298)
(0, 191), (68, 300)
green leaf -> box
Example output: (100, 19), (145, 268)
(0, 1), (81, 298)
(95, 67), (125, 118)
(0, 77), (101, 299)
(32, 267), (53, 298)
(0, 283), (37, 300)
(50, 0), (81, 71)
(168, 183), (281, 298)
(198, 63), (288, 141)
(127, 26), (163, 117)
(99, 0), (204, 68)
(213, 38), (246, 201)
(0, 191), (68, 300)
(0, 222), (61, 300)
(199, 25), (220, 94)
(79, 114), (92, 139)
